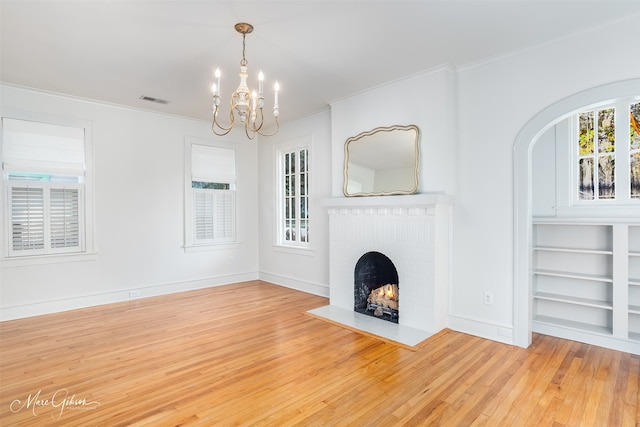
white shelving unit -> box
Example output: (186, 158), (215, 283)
(532, 219), (640, 354)
(629, 225), (640, 343)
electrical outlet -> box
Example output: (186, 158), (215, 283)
(129, 290), (141, 299)
(483, 291), (493, 305)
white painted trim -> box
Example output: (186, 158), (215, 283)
(533, 321), (640, 355)
(0, 272), (258, 321)
(448, 314), (514, 345)
(513, 79), (640, 349)
(259, 271), (329, 298)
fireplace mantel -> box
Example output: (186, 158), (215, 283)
(322, 193), (453, 209)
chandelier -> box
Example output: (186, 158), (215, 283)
(211, 22), (280, 139)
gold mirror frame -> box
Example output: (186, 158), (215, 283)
(343, 124), (420, 197)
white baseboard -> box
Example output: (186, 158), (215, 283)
(259, 271), (329, 298)
(533, 321), (640, 355)
(448, 313), (515, 346)
(0, 272), (259, 321)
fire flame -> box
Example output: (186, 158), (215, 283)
(385, 285), (395, 299)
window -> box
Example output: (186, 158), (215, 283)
(631, 102), (640, 198)
(1, 116), (92, 258)
(278, 144), (309, 247)
(184, 141), (236, 247)
(575, 99), (640, 203)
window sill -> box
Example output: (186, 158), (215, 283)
(273, 245), (315, 256)
(1, 251), (98, 268)
(556, 205), (640, 219)
(183, 242), (243, 253)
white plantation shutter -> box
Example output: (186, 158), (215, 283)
(194, 189), (215, 242)
(8, 184), (82, 255)
(10, 186), (45, 253)
(214, 191), (234, 240)
(193, 189), (235, 243)
(50, 187), (80, 249)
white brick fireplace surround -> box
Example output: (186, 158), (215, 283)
(309, 194), (453, 348)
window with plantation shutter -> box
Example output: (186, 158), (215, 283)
(184, 139), (236, 248)
(2, 115), (91, 259)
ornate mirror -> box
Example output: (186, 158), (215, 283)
(343, 124), (420, 196)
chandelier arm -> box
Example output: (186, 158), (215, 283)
(255, 117), (280, 137)
(212, 118), (233, 136)
(247, 108), (265, 133)
(211, 105), (235, 136)
(244, 123), (257, 140)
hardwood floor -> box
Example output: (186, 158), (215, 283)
(1, 281), (638, 426)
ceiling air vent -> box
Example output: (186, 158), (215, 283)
(139, 95), (170, 105)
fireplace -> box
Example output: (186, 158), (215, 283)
(354, 251), (399, 323)
(317, 194), (452, 344)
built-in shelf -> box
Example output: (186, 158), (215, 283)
(533, 315), (612, 336)
(532, 220), (639, 354)
(534, 246), (613, 255)
(534, 292), (612, 310)
(533, 269), (613, 283)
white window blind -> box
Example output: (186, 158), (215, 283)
(2, 117), (85, 176)
(191, 144), (235, 184)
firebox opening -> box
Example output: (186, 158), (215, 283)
(354, 251), (399, 323)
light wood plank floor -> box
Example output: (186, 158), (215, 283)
(1, 281), (638, 426)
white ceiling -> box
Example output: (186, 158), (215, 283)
(2, 1), (640, 124)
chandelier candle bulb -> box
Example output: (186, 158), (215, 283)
(214, 68), (221, 95)
(258, 71), (264, 95)
(274, 81), (279, 108)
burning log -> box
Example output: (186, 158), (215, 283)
(367, 284), (399, 312)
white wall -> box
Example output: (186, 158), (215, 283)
(531, 125), (557, 217)
(257, 110), (332, 296)
(452, 13), (640, 343)
(330, 66), (458, 198)
(0, 85), (260, 320)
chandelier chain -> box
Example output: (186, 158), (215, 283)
(240, 34), (247, 67)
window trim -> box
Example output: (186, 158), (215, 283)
(0, 108), (96, 265)
(274, 136), (311, 249)
(183, 136), (238, 251)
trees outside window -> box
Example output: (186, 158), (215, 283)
(576, 100), (640, 203)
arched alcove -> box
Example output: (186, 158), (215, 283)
(512, 78), (640, 348)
